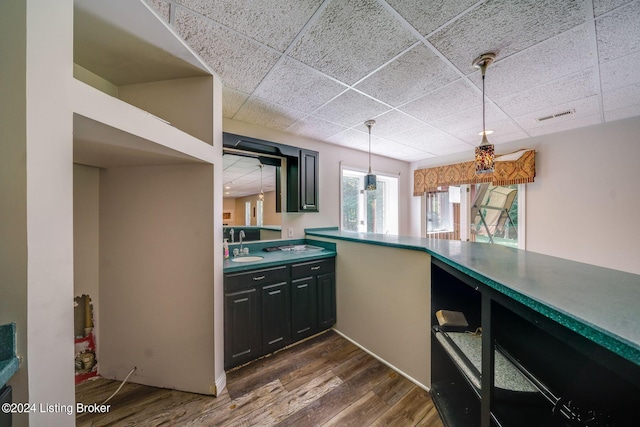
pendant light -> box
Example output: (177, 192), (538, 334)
(258, 164), (265, 201)
(364, 119), (376, 191)
(473, 52), (496, 174)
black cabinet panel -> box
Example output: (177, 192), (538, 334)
(225, 265), (288, 292)
(292, 258), (334, 279)
(317, 272), (336, 330)
(300, 149), (318, 211)
(262, 281), (290, 354)
(291, 277), (317, 340)
(224, 288), (260, 369)
(287, 149), (319, 212)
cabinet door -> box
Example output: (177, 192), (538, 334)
(299, 149), (319, 212)
(291, 277), (318, 340)
(262, 281), (290, 354)
(317, 272), (336, 330)
(224, 288), (260, 369)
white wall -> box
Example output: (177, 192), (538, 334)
(411, 116), (640, 275)
(223, 118), (413, 237)
(99, 164), (215, 394)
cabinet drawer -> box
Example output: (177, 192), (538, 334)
(291, 257), (335, 279)
(225, 265), (288, 292)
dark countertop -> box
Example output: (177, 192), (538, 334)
(305, 228), (640, 367)
(223, 239), (336, 273)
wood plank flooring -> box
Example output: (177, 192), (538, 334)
(76, 330), (444, 426)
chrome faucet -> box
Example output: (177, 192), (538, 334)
(229, 228), (235, 243)
(239, 230), (245, 254)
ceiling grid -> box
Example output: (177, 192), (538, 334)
(148, 0), (640, 162)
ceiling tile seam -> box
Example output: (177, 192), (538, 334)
(349, 41), (423, 88)
(374, 0), (531, 141)
(234, 0), (336, 118)
(585, 0), (605, 124)
(168, 2), (286, 120)
(168, 0), (176, 26)
(170, 3), (285, 56)
(418, 0), (487, 40)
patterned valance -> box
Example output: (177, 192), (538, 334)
(413, 150), (535, 196)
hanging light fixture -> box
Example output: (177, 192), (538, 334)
(258, 164), (265, 201)
(364, 119), (376, 191)
(472, 52), (496, 174)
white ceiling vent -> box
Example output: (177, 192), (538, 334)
(535, 109), (576, 122)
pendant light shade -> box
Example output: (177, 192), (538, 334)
(365, 119), (376, 191)
(473, 53), (496, 174)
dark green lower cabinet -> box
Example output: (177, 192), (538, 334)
(224, 257), (336, 370)
(262, 281), (290, 354)
(291, 277), (317, 340)
(224, 288), (259, 370)
(317, 272), (336, 330)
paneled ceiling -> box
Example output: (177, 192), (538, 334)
(147, 0), (640, 162)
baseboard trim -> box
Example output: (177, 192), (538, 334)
(214, 371), (226, 396)
(332, 328), (430, 392)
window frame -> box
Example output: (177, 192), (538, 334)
(339, 163), (399, 235)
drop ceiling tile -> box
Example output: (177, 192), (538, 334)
(367, 110), (424, 139)
(428, 0), (588, 74)
(603, 81), (640, 112)
(600, 50), (640, 92)
(253, 57), (347, 113)
(431, 104), (522, 143)
(399, 79), (480, 122)
(385, 0), (480, 36)
(490, 130), (530, 145)
(312, 90), (391, 127)
(174, 0), (323, 52)
(288, 0), (417, 84)
(388, 124), (464, 153)
(468, 24), (592, 99)
(513, 96), (601, 131)
(145, 0), (171, 22)
(593, 0), (635, 16)
(495, 69), (597, 118)
(596, 2), (640, 63)
(174, 7), (280, 93)
(355, 44), (460, 106)
(234, 97), (307, 130)
(604, 103), (640, 122)
(526, 113), (602, 136)
(325, 129), (371, 150)
(428, 143), (472, 157)
(222, 86), (249, 118)
(371, 140), (430, 161)
(286, 116), (348, 141)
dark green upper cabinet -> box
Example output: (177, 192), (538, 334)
(287, 149), (319, 212)
(222, 133), (319, 213)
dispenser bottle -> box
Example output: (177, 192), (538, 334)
(223, 239), (229, 259)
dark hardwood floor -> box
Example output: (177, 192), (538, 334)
(76, 330), (444, 426)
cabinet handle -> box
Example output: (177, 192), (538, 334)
(269, 290), (281, 296)
(311, 266), (320, 271)
(253, 275), (266, 281)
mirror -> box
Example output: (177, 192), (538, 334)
(223, 150), (283, 242)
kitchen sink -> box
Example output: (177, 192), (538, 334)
(231, 256), (264, 263)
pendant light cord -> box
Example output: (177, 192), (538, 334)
(482, 69), (486, 136)
(368, 125), (372, 173)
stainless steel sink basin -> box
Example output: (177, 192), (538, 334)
(279, 244), (324, 252)
(231, 256), (264, 263)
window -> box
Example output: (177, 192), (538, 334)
(341, 168), (398, 235)
(470, 183), (523, 249)
(426, 187), (460, 234)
